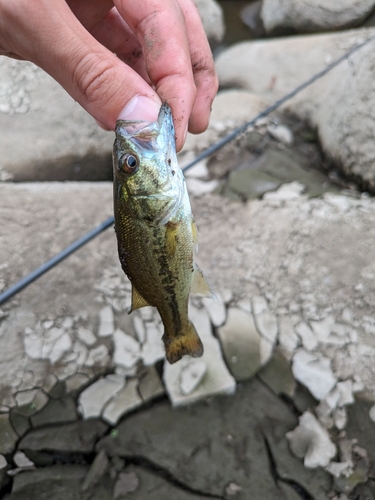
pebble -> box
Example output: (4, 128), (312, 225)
(138, 366), (165, 403)
(217, 307), (261, 381)
(189, 305), (212, 339)
(113, 329), (140, 369)
(141, 322), (165, 366)
(292, 350), (337, 400)
(286, 411), (336, 468)
(202, 294), (226, 327)
(133, 315), (146, 344)
(278, 316), (300, 354)
(13, 451), (34, 468)
(267, 123), (294, 145)
(186, 178), (219, 196)
(85, 344), (109, 367)
(114, 471), (139, 499)
(102, 379), (142, 425)
(251, 295), (268, 315)
(254, 310), (278, 344)
(369, 404), (375, 422)
(180, 360), (207, 395)
(259, 338), (273, 366)
(77, 327), (96, 346)
(310, 315), (335, 342)
(184, 159), (209, 179)
(65, 373), (90, 393)
(295, 322), (318, 351)
(98, 306), (114, 337)
(263, 181), (305, 201)
(336, 381), (354, 407)
(0, 455), (7, 469)
(78, 375), (125, 419)
(48, 333), (72, 364)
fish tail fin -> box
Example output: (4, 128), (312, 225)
(163, 322), (203, 364)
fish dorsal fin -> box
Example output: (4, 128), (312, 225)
(190, 263), (216, 298)
(130, 285), (150, 312)
(191, 219), (198, 252)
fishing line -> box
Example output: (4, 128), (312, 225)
(1, 32), (375, 306)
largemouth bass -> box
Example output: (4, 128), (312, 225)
(113, 103), (213, 364)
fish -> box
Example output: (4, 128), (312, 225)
(113, 102), (214, 364)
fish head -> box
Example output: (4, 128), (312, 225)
(113, 102), (185, 224)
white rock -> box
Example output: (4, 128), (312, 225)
(85, 344), (109, 367)
(251, 295), (268, 315)
(286, 411), (336, 468)
(337, 380), (354, 407)
(102, 379), (142, 425)
(357, 344), (375, 356)
(48, 333), (72, 363)
(310, 315), (335, 342)
(292, 350), (337, 400)
(139, 306), (154, 322)
(278, 316), (300, 354)
(98, 305), (114, 337)
(254, 310), (278, 344)
(295, 322), (318, 351)
(133, 315), (146, 344)
(141, 321), (165, 366)
(326, 461), (353, 478)
(113, 329), (140, 369)
(65, 373), (90, 392)
(236, 298), (252, 313)
(259, 338), (273, 366)
(42, 320), (54, 330)
(24, 334), (43, 359)
(0, 455), (7, 469)
(62, 317), (74, 330)
(72, 341), (88, 366)
(369, 404), (375, 422)
(184, 159), (209, 179)
(217, 307), (261, 381)
(263, 181), (305, 201)
(334, 407), (347, 430)
(164, 335), (236, 406)
(15, 389), (38, 406)
(180, 360), (207, 395)
(202, 295), (226, 327)
(186, 178), (219, 197)
(78, 375), (125, 419)
(14, 451), (34, 468)
(189, 305), (212, 339)
(77, 327), (96, 346)
(267, 123), (294, 144)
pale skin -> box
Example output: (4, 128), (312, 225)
(0, 0), (218, 151)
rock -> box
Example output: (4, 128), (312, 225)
(77, 327), (96, 346)
(295, 321), (318, 351)
(254, 309), (278, 344)
(113, 329), (140, 369)
(292, 350), (337, 401)
(98, 305), (114, 337)
(138, 366), (165, 403)
(113, 471), (140, 498)
(215, 27), (375, 190)
(18, 420), (108, 458)
(85, 344), (109, 367)
(261, 0), (375, 34)
(258, 349), (296, 397)
(78, 375), (125, 419)
(102, 379), (143, 425)
(0, 455), (7, 469)
(163, 334), (236, 406)
(278, 316), (300, 354)
(183, 158), (209, 179)
(0, 414), (19, 454)
(186, 178), (219, 197)
(13, 451), (34, 468)
(0, 59), (113, 182)
(30, 397), (77, 427)
(202, 293), (226, 327)
(10, 465), (89, 500)
(217, 308), (261, 381)
(81, 449), (109, 492)
(98, 378), (331, 498)
(141, 321), (165, 366)
(286, 411), (337, 468)
(267, 123), (294, 144)
(194, 0), (225, 46)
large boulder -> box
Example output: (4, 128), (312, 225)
(261, 0), (375, 35)
(195, 0), (225, 46)
(216, 27), (375, 190)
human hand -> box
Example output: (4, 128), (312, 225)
(0, 0), (218, 151)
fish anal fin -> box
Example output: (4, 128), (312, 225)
(130, 285), (150, 313)
(165, 220), (181, 258)
(163, 322), (203, 364)
(190, 263), (216, 298)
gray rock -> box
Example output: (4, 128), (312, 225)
(81, 449), (109, 492)
(102, 379), (143, 425)
(113, 471), (139, 498)
(97, 378), (331, 498)
(18, 420), (108, 457)
(215, 27), (375, 190)
(217, 308), (261, 381)
(195, 0), (225, 46)
(0, 59), (113, 182)
(10, 465), (88, 500)
(258, 349), (296, 397)
(261, 0), (375, 34)
(138, 366), (165, 403)
(0, 414), (18, 454)
(292, 350), (337, 401)
(30, 397), (77, 427)
(78, 375), (125, 419)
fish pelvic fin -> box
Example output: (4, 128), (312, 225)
(163, 322), (204, 364)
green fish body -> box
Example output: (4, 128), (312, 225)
(113, 103), (213, 364)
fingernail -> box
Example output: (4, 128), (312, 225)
(118, 94), (161, 122)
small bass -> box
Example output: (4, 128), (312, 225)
(113, 103), (213, 364)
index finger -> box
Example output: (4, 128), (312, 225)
(114, 0), (197, 151)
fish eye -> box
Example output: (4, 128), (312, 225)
(121, 153), (139, 174)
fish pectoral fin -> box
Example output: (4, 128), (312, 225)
(130, 285), (151, 312)
(190, 263), (216, 298)
(191, 218), (199, 252)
